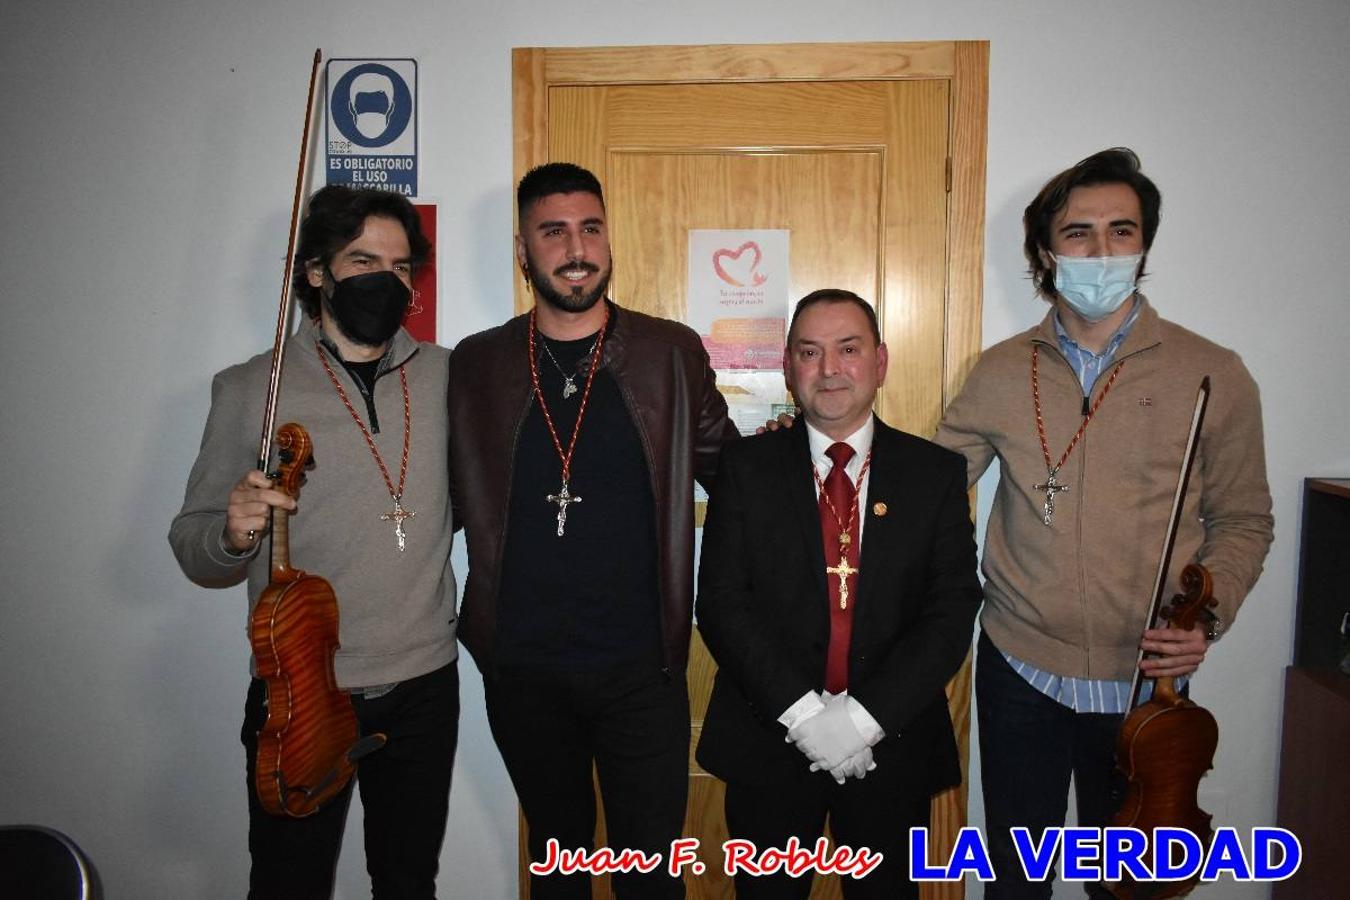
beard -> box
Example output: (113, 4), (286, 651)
(525, 253), (610, 314)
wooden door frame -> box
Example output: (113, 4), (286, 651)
(511, 41), (988, 899)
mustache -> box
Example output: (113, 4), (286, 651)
(554, 261), (600, 277)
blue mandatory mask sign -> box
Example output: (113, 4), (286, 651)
(326, 59), (418, 197)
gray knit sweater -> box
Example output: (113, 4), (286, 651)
(170, 319), (456, 688)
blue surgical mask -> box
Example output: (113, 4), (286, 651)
(1052, 253), (1142, 322)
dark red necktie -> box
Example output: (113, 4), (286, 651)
(820, 441), (859, 694)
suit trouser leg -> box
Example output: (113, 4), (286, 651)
(725, 776), (827, 900)
(485, 664), (689, 900)
(829, 781), (927, 900)
(725, 769), (926, 900)
(977, 631), (1122, 900)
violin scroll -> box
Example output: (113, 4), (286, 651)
(1161, 564), (1217, 634)
(273, 422), (314, 498)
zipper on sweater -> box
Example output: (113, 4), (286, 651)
(1036, 339), (1097, 674)
(319, 339), (385, 434)
(351, 372), (380, 434)
(1076, 427), (1091, 675)
(1038, 339), (1135, 419)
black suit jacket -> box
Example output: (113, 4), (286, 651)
(694, 418), (982, 796)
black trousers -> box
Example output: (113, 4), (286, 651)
(724, 767), (929, 900)
(484, 663), (689, 900)
(242, 660), (459, 900)
(976, 631), (1122, 900)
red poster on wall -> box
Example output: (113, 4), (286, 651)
(403, 202), (437, 343)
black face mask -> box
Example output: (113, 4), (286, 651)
(323, 269), (411, 347)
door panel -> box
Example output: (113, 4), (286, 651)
(607, 148), (885, 332)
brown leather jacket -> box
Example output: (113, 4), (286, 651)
(448, 302), (738, 674)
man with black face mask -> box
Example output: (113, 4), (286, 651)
(170, 185), (458, 900)
(448, 163), (738, 899)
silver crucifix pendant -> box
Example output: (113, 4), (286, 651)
(380, 495), (416, 552)
(546, 480), (583, 537)
(1032, 470), (1069, 526)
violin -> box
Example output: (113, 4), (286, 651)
(245, 51), (383, 819)
(249, 424), (385, 817)
(1104, 378), (1218, 899)
(1106, 564), (1218, 899)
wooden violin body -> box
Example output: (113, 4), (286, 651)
(1106, 563), (1218, 899)
(249, 423), (381, 817)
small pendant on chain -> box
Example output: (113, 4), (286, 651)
(1032, 470), (1070, 526)
(546, 480), (583, 537)
(380, 496), (416, 552)
(561, 377), (578, 399)
(826, 556), (859, 610)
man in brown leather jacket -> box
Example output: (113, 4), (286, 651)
(447, 162), (737, 899)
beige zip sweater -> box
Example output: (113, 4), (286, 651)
(935, 299), (1272, 681)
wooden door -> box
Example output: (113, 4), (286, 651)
(513, 41), (987, 899)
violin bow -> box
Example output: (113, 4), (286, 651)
(1128, 376), (1211, 709)
(257, 48), (323, 474)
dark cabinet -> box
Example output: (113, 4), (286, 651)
(1273, 478), (1350, 898)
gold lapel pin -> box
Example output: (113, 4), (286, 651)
(873, 501), (888, 517)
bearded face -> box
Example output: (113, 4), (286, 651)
(516, 191), (612, 315)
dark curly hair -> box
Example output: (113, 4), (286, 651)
(291, 185), (431, 318)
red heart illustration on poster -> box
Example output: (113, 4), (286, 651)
(712, 241), (768, 287)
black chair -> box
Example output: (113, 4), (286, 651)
(0, 825), (98, 900)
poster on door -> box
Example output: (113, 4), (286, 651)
(687, 229), (794, 450)
(687, 229), (789, 372)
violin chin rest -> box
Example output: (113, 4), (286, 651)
(347, 733), (388, 763)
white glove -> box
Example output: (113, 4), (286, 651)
(786, 693), (867, 771)
(827, 746), (878, 784)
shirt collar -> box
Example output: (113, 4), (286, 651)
(1053, 296), (1141, 361)
(805, 416), (874, 471)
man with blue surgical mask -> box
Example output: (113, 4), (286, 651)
(935, 148), (1273, 898)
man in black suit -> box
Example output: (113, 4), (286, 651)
(695, 289), (982, 899)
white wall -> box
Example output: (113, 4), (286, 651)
(2, 1), (1346, 897)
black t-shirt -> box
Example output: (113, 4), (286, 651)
(496, 331), (662, 670)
